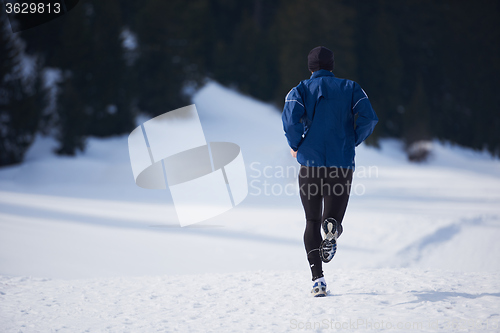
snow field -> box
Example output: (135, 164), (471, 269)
(1, 81), (500, 332)
(1, 270), (499, 332)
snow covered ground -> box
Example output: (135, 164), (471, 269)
(1, 81), (500, 332)
(2, 270), (500, 332)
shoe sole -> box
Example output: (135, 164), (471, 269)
(323, 218), (338, 241)
(320, 239), (336, 263)
(311, 284), (327, 297)
(321, 218), (338, 263)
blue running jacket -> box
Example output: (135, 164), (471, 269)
(282, 69), (378, 169)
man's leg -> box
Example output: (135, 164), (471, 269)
(299, 166), (324, 280)
(322, 168), (353, 237)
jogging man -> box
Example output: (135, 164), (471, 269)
(282, 46), (378, 297)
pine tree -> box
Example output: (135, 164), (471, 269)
(437, 0), (500, 155)
(54, 73), (87, 155)
(21, 0), (136, 154)
(273, 0), (357, 104)
(0, 11), (43, 166)
(408, 77), (431, 140)
(209, 0), (280, 101)
(79, 0), (134, 138)
(355, 0), (403, 141)
(133, 0), (209, 116)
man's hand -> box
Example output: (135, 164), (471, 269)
(290, 148), (297, 158)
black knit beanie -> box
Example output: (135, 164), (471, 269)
(308, 46), (334, 72)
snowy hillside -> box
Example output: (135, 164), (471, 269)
(1, 81), (500, 332)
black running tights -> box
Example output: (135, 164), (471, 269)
(298, 165), (353, 281)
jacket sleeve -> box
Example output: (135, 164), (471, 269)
(282, 86), (306, 151)
(352, 83), (378, 146)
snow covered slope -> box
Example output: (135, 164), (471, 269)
(1, 81), (499, 332)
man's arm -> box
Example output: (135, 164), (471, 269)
(282, 86), (306, 151)
(352, 83), (378, 146)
